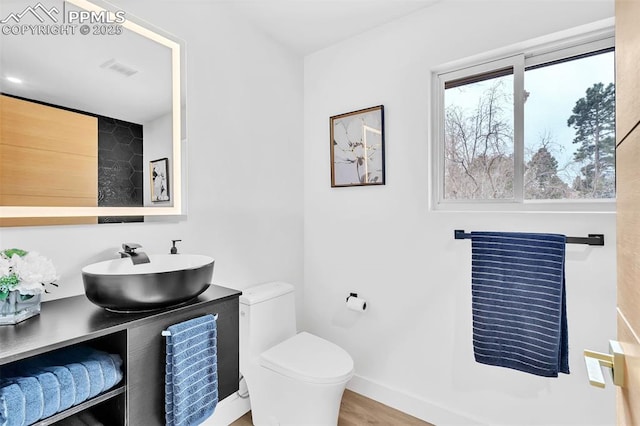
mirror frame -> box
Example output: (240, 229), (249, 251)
(0, 0), (183, 219)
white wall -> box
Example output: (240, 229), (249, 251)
(143, 112), (173, 207)
(304, 1), (616, 425)
(0, 3), (303, 421)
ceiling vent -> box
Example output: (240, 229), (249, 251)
(100, 59), (138, 77)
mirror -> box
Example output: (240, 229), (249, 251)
(0, 0), (183, 223)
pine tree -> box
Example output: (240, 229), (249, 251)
(525, 146), (571, 199)
(567, 82), (615, 198)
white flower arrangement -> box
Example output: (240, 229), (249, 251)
(0, 249), (59, 301)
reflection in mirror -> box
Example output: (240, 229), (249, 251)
(0, 0), (183, 225)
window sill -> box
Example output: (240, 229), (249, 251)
(432, 199), (616, 213)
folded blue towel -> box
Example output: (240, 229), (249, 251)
(43, 366), (75, 411)
(2, 361), (60, 421)
(34, 371), (60, 418)
(91, 352), (122, 391)
(79, 360), (104, 399)
(66, 363), (91, 405)
(14, 377), (43, 425)
(0, 346), (123, 426)
(38, 345), (122, 400)
(165, 314), (218, 426)
(470, 231), (569, 377)
(0, 382), (25, 426)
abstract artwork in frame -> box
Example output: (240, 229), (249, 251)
(150, 157), (170, 202)
(330, 105), (385, 187)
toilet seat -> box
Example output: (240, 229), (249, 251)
(260, 332), (354, 385)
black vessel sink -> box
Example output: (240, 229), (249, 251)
(82, 254), (214, 312)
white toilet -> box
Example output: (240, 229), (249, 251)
(239, 281), (354, 425)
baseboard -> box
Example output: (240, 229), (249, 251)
(199, 374), (484, 425)
(200, 392), (251, 426)
(347, 375), (487, 426)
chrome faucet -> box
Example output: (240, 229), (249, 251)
(120, 243), (150, 265)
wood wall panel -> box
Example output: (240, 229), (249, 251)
(0, 217), (97, 227)
(616, 132), (640, 332)
(1, 95), (96, 156)
(0, 145), (97, 202)
(615, 0), (640, 419)
(615, 0), (640, 142)
(617, 312), (640, 426)
(0, 194), (96, 207)
(0, 95), (98, 226)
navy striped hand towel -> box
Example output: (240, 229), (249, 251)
(165, 314), (218, 426)
(470, 232), (569, 377)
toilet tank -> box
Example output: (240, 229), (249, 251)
(240, 282), (297, 370)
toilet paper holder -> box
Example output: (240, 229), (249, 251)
(346, 292), (367, 310)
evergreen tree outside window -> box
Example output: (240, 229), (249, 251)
(524, 50), (615, 200)
(566, 82), (615, 198)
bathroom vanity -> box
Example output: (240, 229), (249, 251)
(0, 285), (240, 425)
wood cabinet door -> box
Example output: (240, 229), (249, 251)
(127, 298), (239, 425)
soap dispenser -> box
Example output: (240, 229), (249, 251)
(170, 239), (182, 254)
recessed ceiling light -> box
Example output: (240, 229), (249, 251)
(6, 76), (23, 84)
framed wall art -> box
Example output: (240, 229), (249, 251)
(150, 158), (170, 202)
(330, 105), (385, 187)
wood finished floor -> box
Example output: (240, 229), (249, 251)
(230, 389), (433, 426)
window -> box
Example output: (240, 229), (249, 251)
(433, 31), (615, 209)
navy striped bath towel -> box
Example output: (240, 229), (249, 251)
(470, 232), (569, 377)
(165, 314), (218, 426)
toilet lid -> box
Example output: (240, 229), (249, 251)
(259, 332), (354, 385)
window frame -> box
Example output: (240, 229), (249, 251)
(431, 24), (615, 212)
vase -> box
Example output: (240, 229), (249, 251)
(0, 291), (41, 325)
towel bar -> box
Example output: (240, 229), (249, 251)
(161, 313), (218, 336)
(453, 229), (605, 246)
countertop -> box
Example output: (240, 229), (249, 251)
(0, 284), (241, 365)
